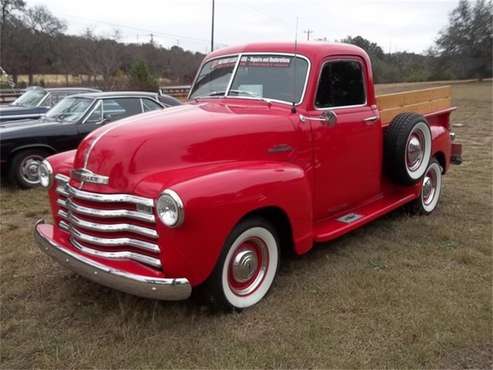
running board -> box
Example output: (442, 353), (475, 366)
(313, 192), (417, 243)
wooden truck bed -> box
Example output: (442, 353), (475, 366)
(376, 86), (452, 125)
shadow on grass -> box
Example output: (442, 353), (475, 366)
(48, 206), (414, 319)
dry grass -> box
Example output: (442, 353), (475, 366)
(1, 82), (492, 369)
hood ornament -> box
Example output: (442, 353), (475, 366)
(71, 168), (109, 185)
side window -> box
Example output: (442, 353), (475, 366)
(315, 60), (366, 108)
(102, 98), (141, 121)
(52, 92), (67, 105)
(85, 101), (103, 124)
(142, 98), (163, 112)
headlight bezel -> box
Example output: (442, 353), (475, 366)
(156, 189), (185, 228)
(38, 160), (53, 188)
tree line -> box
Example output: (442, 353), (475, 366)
(342, 0), (492, 83)
(0, 0), (491, 90)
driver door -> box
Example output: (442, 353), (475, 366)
(309, 58), (382, 220)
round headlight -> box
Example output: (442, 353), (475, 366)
(38, 160), (53, 188)
(156, 189), (184, 227)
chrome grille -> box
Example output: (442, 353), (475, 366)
(55, 174), (161, 269)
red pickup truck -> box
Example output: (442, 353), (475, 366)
(34, 42), (462, 310)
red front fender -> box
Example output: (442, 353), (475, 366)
(151, 161), (313, 286)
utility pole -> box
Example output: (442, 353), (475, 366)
(304, 29), (313, 41)
(211, 0), (215, 52)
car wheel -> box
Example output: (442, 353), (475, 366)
(203, 217), (280, 311)
(409, 159), (443, 215)
(384, 112), (432, 185)
(8, 149), (49, 189)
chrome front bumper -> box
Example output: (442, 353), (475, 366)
(34, 220), (191, 300)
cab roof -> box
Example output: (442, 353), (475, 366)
(206, 42), (368, 62)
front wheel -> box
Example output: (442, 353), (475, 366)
(202, 217), (280, 310)
(8, 149), (49, 189)
(409, 159), (443, 215)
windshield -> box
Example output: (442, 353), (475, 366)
(45, 97), (94, 122)
(189, 54), (309, 104)
(12, 89), (47, 107)
(189, 56), (238, 99)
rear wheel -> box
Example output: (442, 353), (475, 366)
(202, 217), (280, 310)
(8, 149), (49, 189)
(409, 159), (443, 215)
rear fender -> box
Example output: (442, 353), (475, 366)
(425, 108), (455, 173)
(153, 161), (313, 286)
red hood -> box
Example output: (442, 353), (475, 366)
(73, 100), (300, 196)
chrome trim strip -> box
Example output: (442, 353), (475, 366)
(58, 199), (156, 223)
(69, 235), (162, 268)
(55, 173), (70, 183)
(56, 186), (69, 197)
(34, 220), (191, 300)
(0, 113), (43, 120)
(58, 210), (158, 239)
(36, 91), (50, 107)
(67, 224), (160, 253)
(64, 184), (154, 207)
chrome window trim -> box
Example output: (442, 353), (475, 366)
(188, 52), (311, 106)
(314, 57), (368, 112)
(58, 209), (158, 239)
(224, 55), (242, 96)
(141, 97), (165, 112)
(140, 98), (145, 113)
(187, 53), (240, 100)
(82, 100), (103, 124)
(36, 91), (50, 107)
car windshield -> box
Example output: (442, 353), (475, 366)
(189, 54), (309, 104)
(12, 89), (47, 107)
(45, 97), (94, 122)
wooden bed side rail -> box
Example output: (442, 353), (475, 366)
(376, 86), (452, 125)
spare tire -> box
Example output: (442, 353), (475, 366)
(384, 112), (432, 185)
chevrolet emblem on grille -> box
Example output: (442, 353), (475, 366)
(71, 168), (109, 185)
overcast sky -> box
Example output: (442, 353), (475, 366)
(28, 0), (459, 54)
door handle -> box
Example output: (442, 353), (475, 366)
(299, 111), (337, 126)
(363, 116), (378, 124)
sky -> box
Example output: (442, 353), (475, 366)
(28, 0), (460, 55)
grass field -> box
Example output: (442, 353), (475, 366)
(0, 81), (491, 369)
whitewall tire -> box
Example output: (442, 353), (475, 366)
(410, 159), (443, 215)
(202, 218), (280, 310)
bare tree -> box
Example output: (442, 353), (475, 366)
(19, 5), (66, 84)
(0, 0), (25, 66)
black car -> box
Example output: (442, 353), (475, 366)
(0, 86), (101, 123)
(1, 91), (180, 188)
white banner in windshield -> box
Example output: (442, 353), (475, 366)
(240, 55), (291, 68)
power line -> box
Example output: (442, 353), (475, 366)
(58, 13), (223, 47)
(304, 29), (314, 41)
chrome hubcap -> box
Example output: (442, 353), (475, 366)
(422, 169), (437, 205)
(20, 155), (44, 184)
(407, 134), (424, 171)
(232, 250), (258, 283)
(228, 238), (269, 296)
